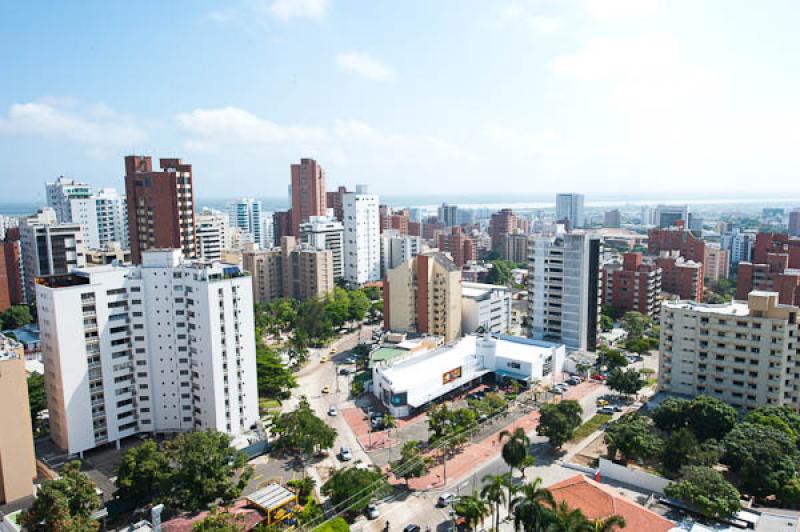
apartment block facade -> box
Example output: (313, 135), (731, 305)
(46, 176), (92, 223)
(659, 292), (800, 411)
(384, 252), (463, 343)
(196, 208), (230, 262)
(601, 252), (662, 318)
(654, 253), (703, 301)
(704, 243), (730, 283)
(380, 229), (422, 277)
(437, 226), (476, 268)
(555, 193), (585, 229)
(647, 225), (706, 263)
(461, 281), (513, 335)
(343, 185), (380, 286)
(70, 187), (129, 250)
(299, 215), (344, 279)
(0, 232), (23, 312)
(125, 156), (197, 263)
(36, 250), (258, 455)
(228, 198), (264, 248)
(290, 158), (327, 236)
(736, 233), (800, 305)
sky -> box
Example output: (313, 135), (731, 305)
(2, 0), (800, 203)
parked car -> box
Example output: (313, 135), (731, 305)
(321, 385), (330, 394)
(591, 374), (608, 381)
(566, 377), (581, 386)
(437, 493), (456, 507)
(339, 367), (351, 375)
(598, 406), (615, 415)
(366, 502), (379, 519)
(612, 405), (624, 412)
(320, 355), (329, 363)
(328, 407), (338, 416)
(596, 398), (609, 407)
(404, 525), (421, 532)
(339, 447), (352, 461)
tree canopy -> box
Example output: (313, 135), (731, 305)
(499, 427), (531, 476)
(537, 400), (583, 450)
(321, 466), (390, 519)
(664, 466), (742, 520)
(20, 461), (100, 532)
(606, 367), (644, 397)
(686, 395), (738, 442)
(114, 439), (171, 507)
(0, 304), (33, 329)
(390, 440), (433, 485)
(271, 397), (337, 455)
(604, 413), (662, 463)
(255, 343), (296, 400)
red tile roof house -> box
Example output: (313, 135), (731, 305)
(548, 475), (674, 532)
(160, 499), (267, 532)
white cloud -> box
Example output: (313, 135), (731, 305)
(268, 0), (329, 21)
(583, 0), (659, 21)
(0, 100), (146, 156)
(498, 2), (562, 34)
(335, 52), (395, 82)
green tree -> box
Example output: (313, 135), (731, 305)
(651, 397), (690, 432)
(163, 431), (252, 513)
(325, 288), (351, 328)
(453, 492), (491, 531)
(287, 477), (316, 501)
(537, 400), (583, 451)
(271, 397), (337, 456)
(499, 427), (531, 476)
(114, 439), (170, 507)
(620, 311), (650, 340)
(686, 395), (738, 442)
(510, 477), (555, 532)
(546, 500), (593, 532)
(780, 478), (800, 509)
(314, 516), (350, 532)
(0, 304), (33, 329)
(606, 368), (644, 397)
(481, 473), (509, 532)
(590, 515), (627, 531)
(486, 260), (516, 286)
(347, 290), (370, 322)
(256, 344), (296, 399)
(20, 461), (100, 532)
(297, 297), (334, 344)
(662, 429), (716, 475)
(721, 422), (798, 498)
(604, 413), (661, 463)
(599, 315), (614, 333)
(321, 466), (390, 519)
(664, 466), (742, 520)
(745, 405), (800, 443)
(27, 371), (47, 429)
(193, 507), (247, 531)
(624, 337), (651, 355)
(391, 440), (433, 486)
(599, 348), (628, 371)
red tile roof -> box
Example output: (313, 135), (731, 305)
(161, 499), (267, 532)
(548, 475), (674, 532)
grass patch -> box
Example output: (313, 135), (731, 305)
(644, 377), (658, 387)
(259, 398), (282, 416)
(570, 413), (613, 443)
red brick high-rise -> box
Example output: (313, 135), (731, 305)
(0, 229), (23, 312)
(736, 232), (800, 304)
(272, 210), (293, 244)
(437, 226), (476, 268)
(490, 209), (517, 252)
(647, 224), (706, 263)
(125, 156), (197, 264)
(326, 186), (348, 222)
(380, 208), (409, 235)
(655, 254), (703, 301)
(291, 158), (326, 236)
(601, 252), (662, 318)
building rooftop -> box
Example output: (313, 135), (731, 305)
(663, 299), (751, 316)
(0, 332), (23, 361)
(462, 281), (511, 299)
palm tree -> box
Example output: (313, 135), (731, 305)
(510, 477), (555, 532)
(481, 474), (508, 531)
(545, 501), (593, 532)
(499, 427), (531, 477)
(591, 516), (626, 531)
(454, 493), (490, 531)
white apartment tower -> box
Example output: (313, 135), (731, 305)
(343, 185), (380, 286)
(528, 233), (601, 351)
(196, 208), (230, 261)
(299, 215), (344, 279)
(380, 229), (422, 277)
(555, 193), (585, 229)
(69, 188), (129, 250)
(20, 208), (86, 303)
(660, 292), (800, 411)
(228, 198), (264, 248)
(35, 250), (259, 455)
(46, 176), (92, 223)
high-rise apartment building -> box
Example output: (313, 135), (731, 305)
(20, 208), (86, 303)
(659, 291), (800, 411)
(242, 237), (334, 303)
(35, 250), (258, 455)
(85, 242), (131, 266)
(437, 203), (459, 227)
(603, 209), (621, 228)
(46, 176), (92, 223)
(790, 209), (800, 238)
(343, 185), (380, 286)
(735, 233), (800, 305)
(383, 252), (462, 343)
(528, 233), (601, 351)
(704, 243), (730, 283)
(70, 188), (129, 250)
(555, 193), (585, 229)
(196, 208), (230, 261)
(437, 226), (476, 268)
(300, 216), (344, 279)
(654, 253), (703, 301)
(325, 186), (349, 222)
(721, 227), (754, 272)
(647, 225), (706, 263)
(653, 205), (689, 229)
(490, 209), (518, 252)
(503, 232), (529, 263)
(124, 156), (197, 263)
(290, 158), (326, 236)
(601, 252), (662, 318)
(0, 333), (36, 504)
(380, 229), (422, 277)
(379, 208), (410, 235)
(0, 231), (23, 312)
(272, 210), (292, 244)
(228, 198), (264, 248)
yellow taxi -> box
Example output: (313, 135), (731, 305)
(330, 348), (337, 354)
(596, 399), (609, 407)
(320, 355), (329, 363)
(322, 385), (331, 394)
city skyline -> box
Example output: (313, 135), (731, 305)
(2, 0), (800, 200)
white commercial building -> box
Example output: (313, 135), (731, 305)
(35, 249), (259, 455)
(380, 229), (422, 277)
(660, 291), (800, 411)
(528, 232), (601, 351)
(461, 282), (513, 335)
(20, 208), (86, 303)
(228, 198), (265, 248)
(299, 215), (344, 280)
(69, 188), (129, 250)
(555, 193), (585, 229)
(343, 185), (380, 286)
(196, 208), (231, 261)
(46, 176), (92, 223)
(372, 334), (565, 417)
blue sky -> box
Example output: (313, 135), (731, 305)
(2, 0), (799, 202)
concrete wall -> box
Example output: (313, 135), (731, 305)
(598, 458), (670, 494)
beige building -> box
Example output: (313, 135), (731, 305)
(704, 243), (730, 283)
(660, 291), (800, 410)
(0, 333), (36, 504)
(383, 252), (462, 343)
(86, 241), (131, 265)
(242, 237), (334, 303)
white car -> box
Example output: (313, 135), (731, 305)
(339, 447), (352, 461)
(437, 493), (456, 507)
(328, 407), (338, 416)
